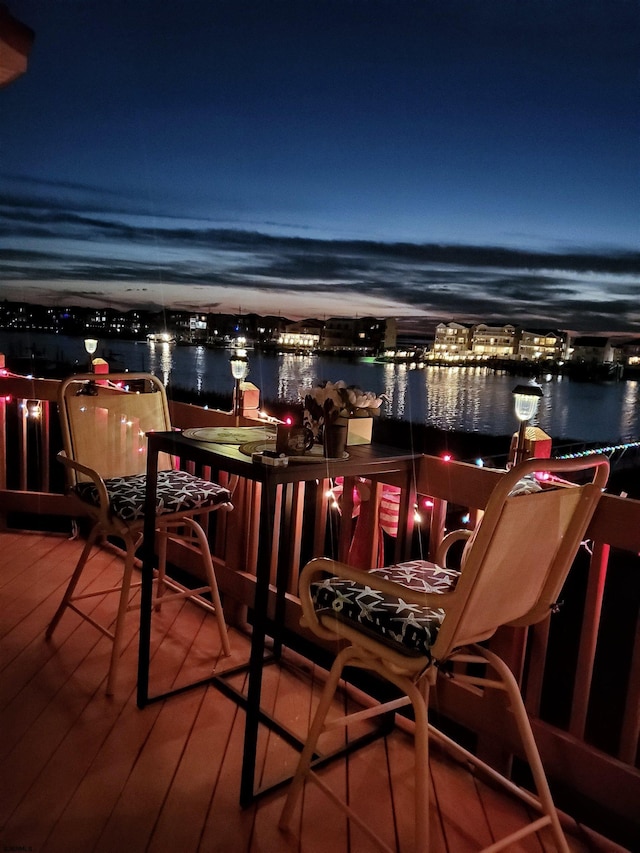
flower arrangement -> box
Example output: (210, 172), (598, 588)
(303, 380), (386, 426)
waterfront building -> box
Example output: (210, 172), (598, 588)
(518, 329), (568, 361)
(618, 338), (640, 366)
(570, 335), (614, 364)
(471, 323), (519, 358)
(278, 318), (323, 351)
(243, 313), (288, 346)
(189, 313), (209, 343)
(431, 321), (474, 360)
(164, 310), (193, 342)
(318, 316), (395, 354)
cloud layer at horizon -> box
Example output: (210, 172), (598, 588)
(1, 187), (639, 333)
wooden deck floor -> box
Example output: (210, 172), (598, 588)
(0, 530), (629, 853)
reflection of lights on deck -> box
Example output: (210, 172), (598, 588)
(24, 399), (42, 418)
(258, 410), (286, 425)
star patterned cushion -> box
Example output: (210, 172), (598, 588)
(310, 559), (460, 657)
(74, 470), (231, 523)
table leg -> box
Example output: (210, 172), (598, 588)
(137, 443), (159, 708)
(240, 476), (277, 806)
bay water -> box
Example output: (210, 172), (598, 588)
(2, 332), (639, 445)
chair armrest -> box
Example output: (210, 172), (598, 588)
(57, 450), (112, 518)
(435, 529), (473, 568)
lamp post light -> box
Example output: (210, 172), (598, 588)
(84, 338), (98, 372)
(512, 383), (544, 466)
(230, 348), (249, 423)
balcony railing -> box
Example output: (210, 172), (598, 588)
(0, 367), (638, 847)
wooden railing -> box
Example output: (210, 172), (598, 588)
(0, 368), (638, 845)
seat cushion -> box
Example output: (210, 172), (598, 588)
(74, 470), (231, 523)
(311, 559), (460, 657)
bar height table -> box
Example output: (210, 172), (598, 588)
(137, 430), (418, 805)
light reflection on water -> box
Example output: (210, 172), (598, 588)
(2, 331), (639, 444)
(276, 353), (318, 401)
(147, 340), (173, 387)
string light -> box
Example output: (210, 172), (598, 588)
(556, 441), (640, 459)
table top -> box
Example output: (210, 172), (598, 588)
(147, 429), (419, 484)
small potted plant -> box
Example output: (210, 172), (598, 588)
(302, 380), (385, 445)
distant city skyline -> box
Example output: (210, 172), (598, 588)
(1, 1), (639, 331)
(0, 296), (634, 347)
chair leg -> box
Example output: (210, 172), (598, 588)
(181, 517), (231, 657)
(280, 647), (432, 853)
(105, 535), (137, 696)
(46, 523), (102, 639)
(279, 644), (354, 831)
(477, 646), (570, 853)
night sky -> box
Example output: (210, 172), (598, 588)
(1, 0), (639, 332)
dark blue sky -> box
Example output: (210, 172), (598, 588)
(1, 0), (639, 330)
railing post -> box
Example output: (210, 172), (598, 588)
(428, 495), (447, 561)
(19, 397), (28, 491)
(618, 612), (640, 763)
(41, 399), (50, 493)
(0, 385), (6, 530)
(569, 539), (610, 739)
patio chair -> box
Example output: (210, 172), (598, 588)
(47, 372), (233, 694)
(279, 455), (609, 852)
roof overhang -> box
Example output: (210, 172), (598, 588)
(0, 4), (35, 88)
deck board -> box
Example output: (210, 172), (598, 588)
(0, 531), (628, 853)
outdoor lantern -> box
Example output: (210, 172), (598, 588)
(511, 383), (544, 466)
(229, 348), (249, 420)
(84, 338), (98, 371)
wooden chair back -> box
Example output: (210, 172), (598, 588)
(58, 373), (175, 485)
(418, 456), (609, 660)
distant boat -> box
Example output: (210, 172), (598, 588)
(147, 332), (176, 344)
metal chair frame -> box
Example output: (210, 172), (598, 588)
(47, 372), (232, 694)
(280, 455), (609, 852)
